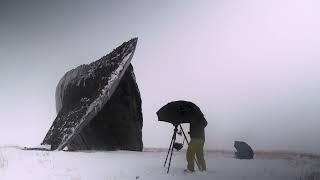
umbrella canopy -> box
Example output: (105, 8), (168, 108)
(157, 100), (204, 125)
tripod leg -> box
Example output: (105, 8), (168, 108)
(164, 134), (174, 167)
(179, 124), (189, 144)
(179, 124), (201, 170)
(167, 132), (176, 173)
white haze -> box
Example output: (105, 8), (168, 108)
(0, 0), (319, 154)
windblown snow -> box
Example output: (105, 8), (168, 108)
(0, 147), (319, 180)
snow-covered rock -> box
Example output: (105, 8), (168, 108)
(42, 38), (142, 151)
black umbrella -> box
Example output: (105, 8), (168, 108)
(157, 100), (204, 125)
(234, 141), (254, 159)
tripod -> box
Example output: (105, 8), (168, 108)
(163, 124), (199, 173)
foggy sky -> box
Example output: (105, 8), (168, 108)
(0, 0), (320, 154)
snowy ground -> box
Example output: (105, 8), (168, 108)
(0, 146), (320, 180)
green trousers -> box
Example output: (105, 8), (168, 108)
(186, 138), (206, 171)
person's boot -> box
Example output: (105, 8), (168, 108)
(183, 169), (194, 173)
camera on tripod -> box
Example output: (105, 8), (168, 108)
(172, 127), (185, 151)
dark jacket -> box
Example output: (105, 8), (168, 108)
(190, 116), (207, 140)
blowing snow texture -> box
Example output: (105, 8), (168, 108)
(42, 38), (141, 151)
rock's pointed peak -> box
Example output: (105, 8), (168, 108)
(131, 37), (138, 42)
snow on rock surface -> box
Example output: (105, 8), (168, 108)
(42, 38), (139, 151)
(67, 64), (143, 151)
(0, 146), (320, 180)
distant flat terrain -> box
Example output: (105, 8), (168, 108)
(0, 146), (319, 180)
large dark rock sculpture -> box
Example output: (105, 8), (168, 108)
(67, 65), (143, 151)
(42, 38), (143, 151)
(234, 141), (254, 159)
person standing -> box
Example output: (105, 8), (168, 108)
(185, 115), (207, 172)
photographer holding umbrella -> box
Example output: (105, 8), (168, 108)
(157, 100), (208, 173)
